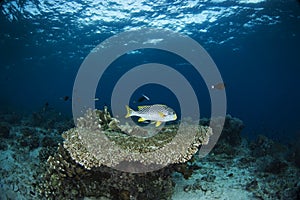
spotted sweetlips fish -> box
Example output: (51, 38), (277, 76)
(125, 104), (177, 127)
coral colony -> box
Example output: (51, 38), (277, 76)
(38, 108), (213, 199)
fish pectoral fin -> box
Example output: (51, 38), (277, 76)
(138, 117), (146, 122)
(155, 121), (162, 127)
(158, 112), (166, 118)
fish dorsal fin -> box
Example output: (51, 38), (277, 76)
(138, 117), (146, 122)
(158, 112), (166, 118)
(155, 121), (162, 127)
(138, 105), (150, 110)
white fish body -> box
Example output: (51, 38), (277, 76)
(125, 104), (177, 127)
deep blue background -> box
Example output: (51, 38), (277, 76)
(0, 0), (299, 141)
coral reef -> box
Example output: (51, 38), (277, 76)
(37, 144), (174, 200)
(1, 110), (299, 199)
(173, 137), (300, 200)
(289, 136), (300, 169)
(37, 107), (213, 199)
(263, 159), (288, 174)
(172, 160), (201, 179)
(250, 135), (287, 158)
(0, 122), (11, 138)
(200, 114), (244, 146)
(200, 115), (244, 156)
(218, 115), (244, 147)
(63, 108), (213, 170)
(295, 146), (300, 168)
(172, 116), (300, 200)
(24, 106), (74, 132)
(0, 112), (22, 125)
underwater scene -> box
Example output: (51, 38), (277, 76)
(1, 0), (300, 199)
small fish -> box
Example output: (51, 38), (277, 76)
(125, 104), (177, 127)
(138, 94), (150, 102)
(211, 83), (226, 90)
(60, 96), (70, 101)
(43, 102), (49, 112)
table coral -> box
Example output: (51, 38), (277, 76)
(37, 107), (213, 199)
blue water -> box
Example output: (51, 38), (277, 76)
(0, 0), (300, 141)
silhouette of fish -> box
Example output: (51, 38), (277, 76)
(59, 96), (71, 101)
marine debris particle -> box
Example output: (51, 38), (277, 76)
(62, 108), (213, 170)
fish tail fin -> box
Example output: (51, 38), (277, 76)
(125, 105), (133, 118)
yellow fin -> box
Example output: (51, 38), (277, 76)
(173, 114), (177, 120)
(137, 105), (150, 110)
(138, 117), (146, 122)
(125, 105), (132, 118)
(155, 121), (162, 127)
(158, 112), (166, 118)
